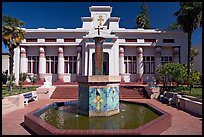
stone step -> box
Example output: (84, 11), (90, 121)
(50, 86), (148, 99)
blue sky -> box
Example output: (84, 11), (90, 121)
(2, 2), (202, 53)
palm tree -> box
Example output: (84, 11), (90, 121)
(2, 15), (25, 91)
(174, 2), (202, 84)
(136, 2), (150, 29)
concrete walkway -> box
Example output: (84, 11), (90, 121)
(2, 98), (202, 135)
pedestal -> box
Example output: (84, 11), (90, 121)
(77, 76), (121, 117)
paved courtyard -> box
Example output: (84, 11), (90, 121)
(2, 98), (202, 135)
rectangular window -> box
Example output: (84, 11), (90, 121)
(144, 39), (156, 43)
(64, 38), (76, 42)
(46, 56), (58, 74)
(124, 56), (137, 74)
(143, 56), (155, 74)
(145, 62), (150, 74)
(161, 56), (172, 65)
(26, 38), (37, 42)
(163, 39), (174, 43)
(46, 62), (49, 73)
(64, 56), (77, 74)
(125, 39), (137, 42)
(28, 62), (31, 73)
(45, 38), (57, 42)
(27, 56), (39, 74)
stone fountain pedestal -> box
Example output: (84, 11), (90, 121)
(77, 75), (121, 117)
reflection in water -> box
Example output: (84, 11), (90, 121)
(38, 102), (159, 129)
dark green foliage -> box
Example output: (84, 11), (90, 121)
(136, 2), (150, 29)
(6, 74), (16, 91)
(2, 15), (25, 91)
(174, 2), (202, 83)
(166, 22), (182, 30)
(156, 62), (202, 97)
(19, 72), (28, 87)
(28, 74), (37, 85)
(2, 86), (37, 98)
(2, 70), (8, 84)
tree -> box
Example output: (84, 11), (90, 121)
(136, 2), (150, 29)
(2, 15), (25, 91)
(166, 22), (181, 30)
(6, 74), (16, 91)
(174, 2), (202, 85)
(156, 62), (201, 93)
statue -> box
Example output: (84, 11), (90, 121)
(41, 77), (52, 88)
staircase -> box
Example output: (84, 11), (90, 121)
(119, 86), (149, 99)
(50, 85), (148, 99)
(50, 86), (78, 99)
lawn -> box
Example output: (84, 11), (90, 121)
(161, 85), (202, 99)
(2, 86), (37, 98)
(181, 88), (202, 99)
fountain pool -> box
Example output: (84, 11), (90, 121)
(24, 100), (171, 135)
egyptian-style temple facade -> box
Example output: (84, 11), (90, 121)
(13, 6), (188, 84)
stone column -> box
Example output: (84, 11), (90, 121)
(155, 46), (162, 70)
(58, 47), (64, 82)
(39, 47), (46, 81)
(13, 46), (20, 86)
(20, 47), (28, 73)
(137, 47), (144, 82)
(173, 46), (180, 63)
(155, 46), (162, 81)
(119, 47), (125, 81)
(77, 46), (82, 75)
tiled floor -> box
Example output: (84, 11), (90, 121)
(2, 98), (202, 135)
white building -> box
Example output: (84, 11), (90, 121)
(193, 43), (202, 74)
(2, 53), (9, 73)
(13, 6), (188, 85)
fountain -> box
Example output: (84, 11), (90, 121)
(77, 26), (121, 117)
(24, 26), (172, 135)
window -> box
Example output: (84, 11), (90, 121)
(28, 56), (39, 74)
(45, 38), (57, 42)
(143, 56), (155, 74)
(46, 56), (58, 74)
(144, 39), (156, 43)
(161, 56), (172, 65)
(163, 39), (174, 43)
(64, 38), (76, 42)
(64, 56), (77, 74)
(124, 56), (137, 74)
(125, 39), (137, 42)
(26, 38), (37, 42)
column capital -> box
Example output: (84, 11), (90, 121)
(39, 47), (45, 58)
(58, 47), (64, 58)
(20, 47), (26, 57)
(173, 46), (180, 54)
(77, 45), (82, 53)
(155, 46), (161, 57)
(119, 47), (124, 56)
(137, 47), (143, 54)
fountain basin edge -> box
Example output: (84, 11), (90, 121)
(24, 100), (172, 135)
